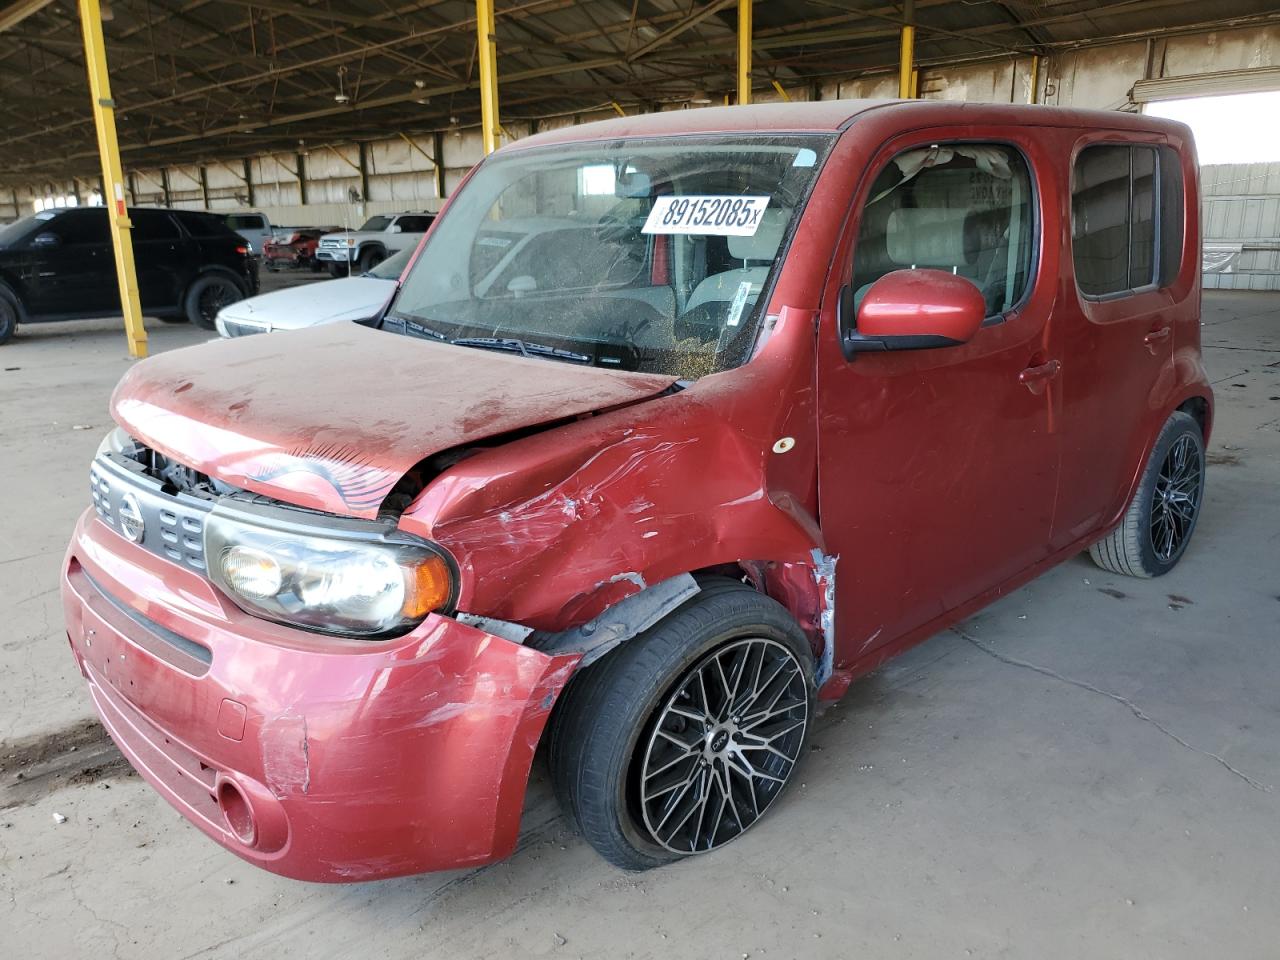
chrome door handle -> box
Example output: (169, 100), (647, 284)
(1144, 327), (1172, 352)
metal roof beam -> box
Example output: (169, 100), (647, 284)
(0, 0), (56, 33)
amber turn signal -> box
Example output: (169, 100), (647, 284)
(401, 554), (453, 620)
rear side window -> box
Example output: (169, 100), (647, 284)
(225, 214), (265, 230)
(132, 210), (180, 241)
(852, 143), (1036, 318)
(1071, 144), (1183, 297)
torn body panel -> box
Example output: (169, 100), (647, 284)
(400, 306), (828, 638)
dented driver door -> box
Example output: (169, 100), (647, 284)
(814, 126), (1066, 671)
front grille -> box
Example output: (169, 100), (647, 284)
(90, 453), (214, 574)
(319, 239), (345, 248)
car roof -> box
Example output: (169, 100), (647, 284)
(509, 99), (1190, 151)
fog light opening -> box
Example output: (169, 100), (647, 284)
(217, 780), (257, 846)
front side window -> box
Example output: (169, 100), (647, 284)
(1071, 144), (1183, 297)
(387, 135), (833, 379)
(852, 143), (1035, 318)
(395, 216), (433, 232)
(43, 210), (110, 246)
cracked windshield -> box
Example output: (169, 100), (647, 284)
(385, 135), (832, 379)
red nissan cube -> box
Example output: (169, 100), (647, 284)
(63, 100), (1211, 881)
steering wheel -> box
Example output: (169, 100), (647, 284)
(674, 300), (732, 344)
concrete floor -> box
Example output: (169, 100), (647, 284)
(1, 289), (1277, 959)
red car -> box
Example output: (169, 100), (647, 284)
(63, 100), (1210, 881)
(261, 227), (339, 271)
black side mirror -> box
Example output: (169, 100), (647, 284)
(31, 231), (61, 249)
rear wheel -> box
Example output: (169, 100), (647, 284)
(1089, 410), (1205, 577)
(0, 288), (18, 344)
(184, 274), (244, 330)
(549, 581), (814, 870)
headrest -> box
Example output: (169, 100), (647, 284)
(886, 208), (976, 267)
(728, 206), (790, 261)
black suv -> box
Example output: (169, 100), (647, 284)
(0, 206), (259, 344)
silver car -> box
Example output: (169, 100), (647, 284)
(215, 247), (412, 337)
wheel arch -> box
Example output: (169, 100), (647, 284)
(520, 554), (835, 693)
(187, 264), (250, 298)
(0, 273), (28, 320)
(1177, 394), (1212, 446)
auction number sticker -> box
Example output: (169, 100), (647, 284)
(642, 195), (771, 237)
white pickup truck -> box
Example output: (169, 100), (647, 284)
(315, 212), (435, 276)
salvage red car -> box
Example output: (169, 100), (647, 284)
(63, 100), (1211, 881)
(262, 227), (338, 271)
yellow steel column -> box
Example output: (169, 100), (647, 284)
(475, 0), (500, 155)
(78, 0), (145, 358)
(898, 0), (915, 99)
(737, 0), (752, 105)
(1028, 54), (1041, 104)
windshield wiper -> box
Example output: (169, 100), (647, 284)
(383, 313), (450, 342)
(450, 337), (591, 365)
(384, 316), (592, 365)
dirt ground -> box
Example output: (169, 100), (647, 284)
(1, 288), (1277, 959)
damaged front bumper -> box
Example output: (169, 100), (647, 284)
(61, 508), (579, 882)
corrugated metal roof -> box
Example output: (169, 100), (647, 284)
(0, 0), (1278, 185)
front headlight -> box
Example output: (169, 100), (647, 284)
(204, 504), (454, 637)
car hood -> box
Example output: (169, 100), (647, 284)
(218, 277), (396, 331)
(111, 322), (677, 518)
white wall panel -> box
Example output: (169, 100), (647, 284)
(1201, 161), (1280, 290)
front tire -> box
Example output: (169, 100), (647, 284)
(357, 247), (385, 273)
(184, 274), (244, 330)
(548, 581), (814, 870)
(1089, 410), (1205, 577)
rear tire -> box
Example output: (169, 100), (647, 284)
(548, 580), (814, 870)
(184, 274), (244, 330)
(1089, 410), (1205, 578)
(0, 287), (18, 345)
